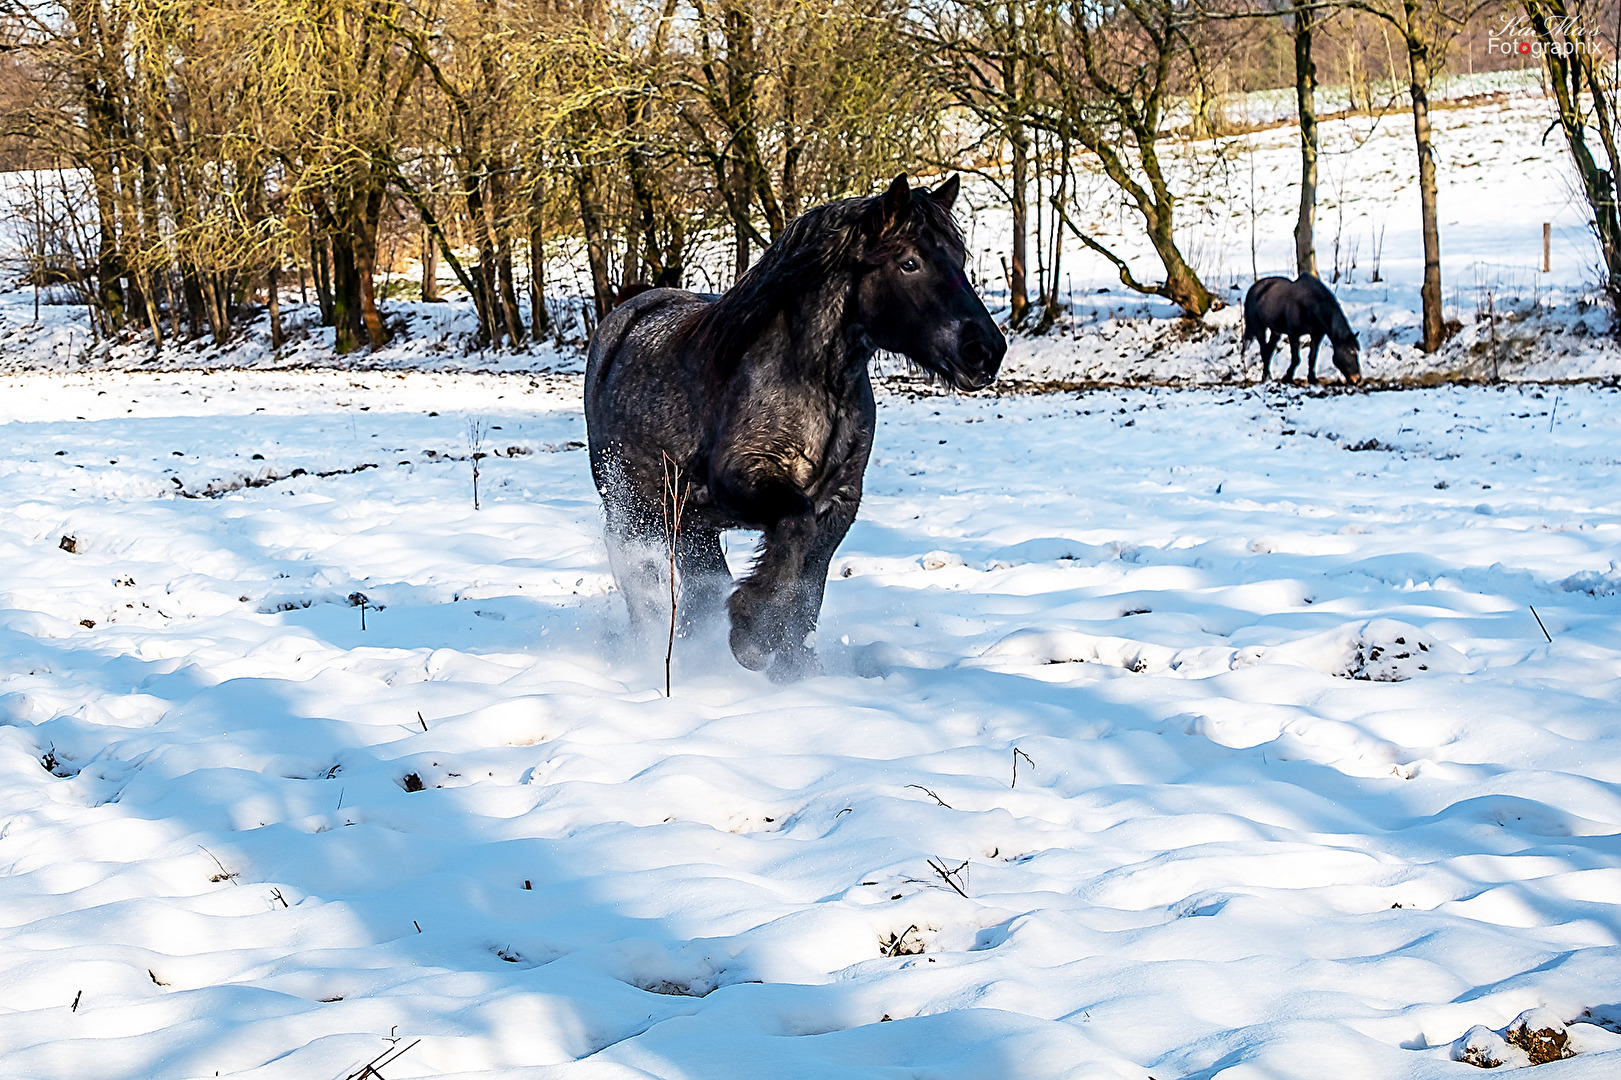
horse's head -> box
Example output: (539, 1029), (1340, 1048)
(1333, 335), (1362, 384)
(856, 174), (1006, 391)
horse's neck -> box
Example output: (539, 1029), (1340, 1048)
(772, 277), (870, 394)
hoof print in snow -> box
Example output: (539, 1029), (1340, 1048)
(400, 772), (425, 792)
(1329, 620), (1459, 682)
(1452, 1025), (1518, 1069)
(881, 925), (926, 957)
(58, 534), (79, 553)
(633, 977), (716, 998)
(1505, 1009), (1574, 1065)
(40, 747), (78, 778)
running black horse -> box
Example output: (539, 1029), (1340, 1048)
(585, 174), (1005, 680)
(1242, 274), (1362, 385)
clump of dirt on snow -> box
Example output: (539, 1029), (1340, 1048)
(1506, 1009), (1576, 1065)
(1452, 1008), (1577, 1068)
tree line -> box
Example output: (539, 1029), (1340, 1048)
(0, 0), (1608, 358)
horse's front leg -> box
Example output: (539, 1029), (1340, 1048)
(727, 484), (861, 681)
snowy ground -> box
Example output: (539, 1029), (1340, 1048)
(3, 370), (1621, 1078)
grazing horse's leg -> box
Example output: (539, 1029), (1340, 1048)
(1258, 330), (1276, 382)
(1282, 335), (1302, 382)
(1306, 334), (1322, 384)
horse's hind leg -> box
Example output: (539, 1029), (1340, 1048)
(675, 525), (732, 634)
(1306, 335), (1322, 384)
(1258, 331), (1276, 382)
(1282, 335), (1302, 382)
(604, 505), (669, 645)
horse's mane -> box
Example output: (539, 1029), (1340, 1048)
(687, 187), (964, 373)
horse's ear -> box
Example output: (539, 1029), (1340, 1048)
(881, 172), (911, 223)
(930, 174), (960, 209)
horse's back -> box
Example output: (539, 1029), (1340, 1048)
(1245, 275), (1341, 337)
(586, 289), (706, 393)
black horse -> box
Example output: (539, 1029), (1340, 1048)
(1242, 274), (1362, 385)
(585, 174), (1005, 680)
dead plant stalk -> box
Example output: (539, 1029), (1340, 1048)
(662, 452), (689, 697)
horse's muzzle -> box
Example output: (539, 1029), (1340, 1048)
(952, 332), (1005, 391)
(953, 368), (997, 392)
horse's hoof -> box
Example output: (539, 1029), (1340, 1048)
(766, 646), (820, 682)
(729, 623), (773, 671)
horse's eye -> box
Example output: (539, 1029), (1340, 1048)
(899, 256), (921, 273)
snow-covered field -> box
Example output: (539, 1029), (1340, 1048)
(3, 370), (1621, 1078)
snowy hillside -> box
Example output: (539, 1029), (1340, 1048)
(2, 371), (1621, 1077)
(1, 76), (1616, 386)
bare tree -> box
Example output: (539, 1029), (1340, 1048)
(913, 0), (1044, 327)
(1342, 0), (1491, 350)
(1036, 0), (1218, 316)
(1521, 0), (1621, 319)
(1292, 0), (1321, 276)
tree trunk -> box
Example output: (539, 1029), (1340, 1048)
(733, 218), (751, 283)
(268, 265), (283, 350)
(312, 234), (334, 326)
(1149, 219), (1211, 317)
(627, 152), (664, 283)
(163, 272), (182, 343)
(354, 189), (389, 348)
(1404, 19), (1444, 352)
(1293, 0), (1319, 278)
(1008, 124), (1030, 328)
(137, 269), (162, 350)
(465, 167), (507, 347)
(201, 272), (230, 345)
(497, 235), (525, 344)
(182, 270), (207, 340)
(529, 218), (551, 342)
(574, 167), (615, 317)
(330, 232), (365, 354)
(421, 224), (441, 301)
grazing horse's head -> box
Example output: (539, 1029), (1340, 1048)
(856, 174), (1006, 391)
(1333, 335), (1362, 384)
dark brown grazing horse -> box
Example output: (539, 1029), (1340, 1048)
(1242, 274), (1362, 385)
(584, 174), (1005, 680)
